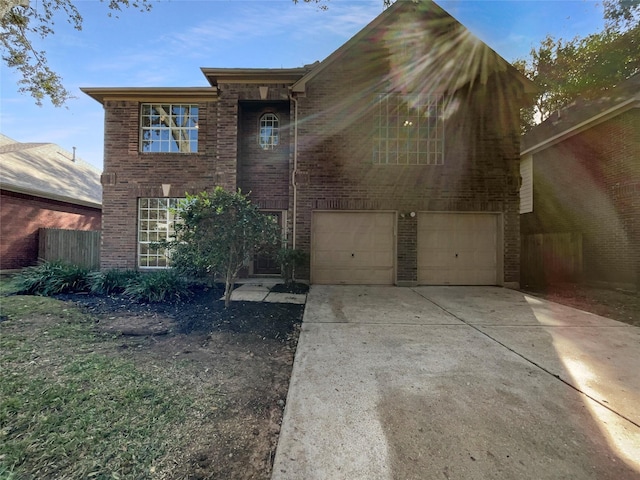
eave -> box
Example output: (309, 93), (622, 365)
(201, 68), (309, 87)
(81, 87), (218, 105)
(1, 183), (102, 209)
(521, 98), (640, 156)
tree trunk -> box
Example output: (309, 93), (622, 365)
(224, 275), (234, 308)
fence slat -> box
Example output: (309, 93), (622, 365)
(521, 232), (583, 287)
(38, 228), (100, 269)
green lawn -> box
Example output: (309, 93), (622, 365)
(0, 284), (201, 479)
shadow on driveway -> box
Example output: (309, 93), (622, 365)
(272, 286), (640, 480)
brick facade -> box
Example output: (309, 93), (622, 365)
(90, 1), (528, 285)
(521, 110), (640, 290)
(238, 97), (291, 211)
(100, 98), (219, 269)
(293, 31), (523, 285)
(0, 190), (101, 270)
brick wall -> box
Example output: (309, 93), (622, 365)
(521, 110), (640, 289)
(238, 101), (290, 210)
(0, 190), (101, 270)
(100, 99), (220, 269)
(293, 32), (523, 285)
(100, 87), (294, 270)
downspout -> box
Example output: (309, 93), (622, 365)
(291, 93), (299, 249)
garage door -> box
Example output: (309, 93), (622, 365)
(418, 213), (498, 285)
(312, 212), (395, 285)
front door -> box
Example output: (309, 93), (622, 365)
(253, 211), (282, 275)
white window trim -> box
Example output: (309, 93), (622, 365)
(373, 93), (444, 165)
(259, 112), (279, 150)
(140, 103), (199, 153)
(138, 198), (183, 269)
(520, 155), (533, 214)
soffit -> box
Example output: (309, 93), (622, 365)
(81, 87), (218, 104)
(201, 68), (310, 87)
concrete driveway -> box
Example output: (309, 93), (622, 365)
(271, 286), (640, 480)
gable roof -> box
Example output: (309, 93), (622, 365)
(522, 73), (640, 155)
(292, 0), (537, 97)
(0, 134), (102, 208)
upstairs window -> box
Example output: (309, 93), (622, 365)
(373, 93), (444, 165)
(140, 104), (198, 153)
(259, 113), (279, 150)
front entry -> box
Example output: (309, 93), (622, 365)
(253, 211), (282, 275)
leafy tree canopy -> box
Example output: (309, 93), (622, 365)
(1, 0), (151, 106)
(516, 0), (639, 131)
(2, 0), (340, 106)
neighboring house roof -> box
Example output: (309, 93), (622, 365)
(522, 73), (640, 155)
(0, 134), (102, 208)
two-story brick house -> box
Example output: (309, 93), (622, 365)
(83, 0), (535, 286)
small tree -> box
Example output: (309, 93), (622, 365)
(277, 247), (307, 286)
(167, 188), (281, 307)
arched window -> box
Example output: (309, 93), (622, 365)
(259, 113), (279, 150)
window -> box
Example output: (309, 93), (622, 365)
(520, 155), (533, 214)
(259, 113), (279, 150)
(140, 104), (198, 153)
(138, 198), (183, 268)
(373, 93), (444, 165)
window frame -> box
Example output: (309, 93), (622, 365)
(258, 112), (279, 150)
(137, 198), (184, 269)
(140, 103), (199, 154)
(520, 154), (533, 214)
(373, 93), (445, 166)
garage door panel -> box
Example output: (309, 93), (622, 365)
(373, 251), (394, 266)
(312, 212), (395, 285)
(313, 267), (393, 285)
(418, 213), (498, 285)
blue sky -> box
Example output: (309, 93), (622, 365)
(0, 0), (605, 171)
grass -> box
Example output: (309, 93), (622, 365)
(0, 280), (207, 479)
(0, 274), (19, 296)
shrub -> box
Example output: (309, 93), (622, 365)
(89, 269), (140, 295)
(166, 189), (281, 307)
(14, 261), (91, 296)
(277, 248), (308, 285)
(123, 270), (191, 303)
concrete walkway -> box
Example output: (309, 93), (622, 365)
(272, 286), (640, 480)
(225, 279), (307, 304)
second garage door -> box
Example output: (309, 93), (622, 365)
(311, 212), (395, 285)
(418, 213), (499, 285)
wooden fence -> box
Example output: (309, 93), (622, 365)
(39, 228), (100, 269)
(521, 232), (583, 287)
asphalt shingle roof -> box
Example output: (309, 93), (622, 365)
(0, 134), (102, 208)
(522, 73), (640, 153)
